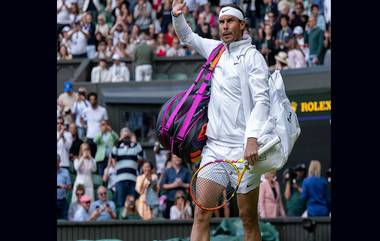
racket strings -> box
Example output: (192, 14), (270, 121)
(191, 161), (236, 210)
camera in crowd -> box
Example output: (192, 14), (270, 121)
(282, 163), (307, 184)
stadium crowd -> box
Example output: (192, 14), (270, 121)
(57, 80), (331, 221)
(57, 0), (331, 81)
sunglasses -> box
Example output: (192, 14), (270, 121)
(84, 201), (91, 204)
(57, 122), (64, 125)
(176, 196), (185, 200)
(99, 192), (107, 196)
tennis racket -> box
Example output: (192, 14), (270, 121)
(189, 136), (280, 211)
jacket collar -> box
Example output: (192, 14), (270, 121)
(223, 33), (253, 53)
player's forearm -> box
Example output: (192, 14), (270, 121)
(172, 12), (193, 45)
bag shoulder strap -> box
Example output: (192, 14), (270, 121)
(176, 45), (225, 141)
(163, 43), (224, 133)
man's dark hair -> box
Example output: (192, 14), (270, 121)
(76, 184), (85, 192)
(280, 14), (290, 22)
(220, 4), (246, 19)
(88, 92), (97, 100)
(311, 4), (319, 10)
(57, 116), (64, 122)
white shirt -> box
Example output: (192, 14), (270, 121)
(57, 0), (72, 24)
(91, 66), (110, 83)
(57, 130), (73, 167)
(195, 0), (208, 7)
(71, 100), (90, 127)
(69, 31), (87, 55)
(166, 47), (186, 57)
(82, 105), (108, 139)
(96, 24), (110, 37)
(173, 14), (270, 145)
(107, 63), (130, 82)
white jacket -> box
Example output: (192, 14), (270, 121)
(172, 14), (270, 146)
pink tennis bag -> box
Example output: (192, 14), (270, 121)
(156, 43), (225, 164)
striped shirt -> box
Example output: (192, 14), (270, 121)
(112, 141), (143, 183)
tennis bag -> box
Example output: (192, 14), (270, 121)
(156, 43), (225, 164)
(239, 46), (300, 173)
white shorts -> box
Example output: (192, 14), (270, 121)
(199, 140), (262, 194)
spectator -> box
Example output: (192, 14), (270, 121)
(110, 19), (126, 46)
(260, 24), (276, 67)
(311, 0), (324, 13)
(170, 190), (192, 220)
(310, 4), (325, 31)
(287, 37), (307, 68)
(322, 24), (331, 65)
(112, 0), (130, 24)
(166, 37), (186, 57)
(95, 14), (110, 37)
(201, 3), (216, 27)
(134, 35), (154, 82)
(95, 41), (108, 59)
(57, 45), (73, 60)
(160, 0), (172, 33)
(136, 161), (159, 219)
(305, 15), (324, 66)
(284, 164), (307, 216)
(113, 40), (131, 59)
(293, 25), (310, 61)
(69, 123), (83, 161)
(68, 184), (86, 221)
(258, 171), (286, 218)
(134, 0), (153, 31)
(324, 0), (331, 25)
(277, 0), (291, 18)
(106, 54), (131, 82)
(155, 33), (170, 57)
(147, 24), (158, 46)
(82, 0), (103, 16)
(91, 58), (110, 83)
(89, 186), (117, 220)
(71, 87), (90, 140)
(183, 6), (196, 31)
(57, 116), (73, 169)
(210, 26), (219, 41)
(57, 80), (78, 125)
(272, 51), (289, 70)
(120, 195), (142, 219)
(68, 2), (84, 26)
(59, 26), (72, 51)
(72, 143), (97, 203)
(73, 195), (98, 221)
(94, 120), (119, 177)
(275, 14), (293, 52)
(164, 23), (176, 47)
(105, 36), (114, 58)
(82, 13), (97, 59)
(95, 32), (106, 50)
(57, 0), (72, 36)
(67, 21), (89, 58)
(153, 142), (170, 179)
(184, 0), (197, 14)
(290, 2), (308, 30)
(260, 0), (278, 22)
(81, 92), (109, 156)
(301, 160), (329, 217)
(57, 154), (72, 220)
(112, 127), (144, 208)
(103, 157), (118, 194)
(160, 153), (190, 219)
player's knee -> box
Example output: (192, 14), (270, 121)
(239, 207), (258, 228)
(194, 207), (211, 224)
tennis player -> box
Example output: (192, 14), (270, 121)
(172, 1), (270, 241)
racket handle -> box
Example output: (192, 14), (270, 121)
(258, 136), (280, 156)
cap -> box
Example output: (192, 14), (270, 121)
(112, 54), (120, 60)
(62, 26), (71, 32)
(64, 81), (73, 92)
(293, 26), (303, 35)
(80, 195), (92, 203)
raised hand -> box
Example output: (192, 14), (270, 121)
(172, 0), (186, 17)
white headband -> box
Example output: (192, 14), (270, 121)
(219, 6), (244, 21)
